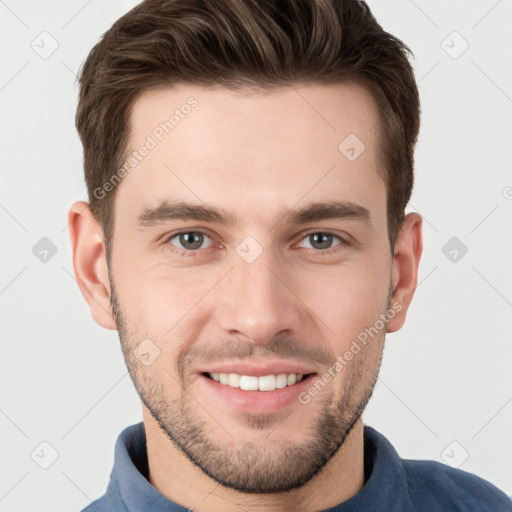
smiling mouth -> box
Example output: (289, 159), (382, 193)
(203, 372), (314, 391)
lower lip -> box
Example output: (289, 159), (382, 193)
(199, 373), (315, 414)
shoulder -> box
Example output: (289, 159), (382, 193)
(402, 458), (512, 511)
(77, 468), (127, 512)
(79, 493), (128, 512)
(363, 426), (511, 511)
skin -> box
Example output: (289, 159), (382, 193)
(68, 82), (422, 512)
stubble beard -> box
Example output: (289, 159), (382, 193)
(109, 275), (387, 493)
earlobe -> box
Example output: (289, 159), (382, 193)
(68, 201), (117, 330)
(386, 212), (423, 333)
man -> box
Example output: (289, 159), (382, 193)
(68, 0), (511, 510)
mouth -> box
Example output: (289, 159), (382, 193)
(198, 370), (318, 415)
(196, 360), (320, 414)
(203, 371), (312, 391)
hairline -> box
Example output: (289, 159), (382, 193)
(102, 78), (398, 260)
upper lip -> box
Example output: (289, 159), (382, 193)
(199, 361), (318, 377)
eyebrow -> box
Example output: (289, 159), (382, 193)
(136, 199), (371, 229)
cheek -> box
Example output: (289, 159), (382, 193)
(114, 265), (218, 359)
(116, 259), (199, 318)
(300, 263), (390, 349)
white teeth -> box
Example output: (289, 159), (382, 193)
(208, 372), (307, 391)
(228, 373), (240, 388)
(239, 375), (259, 391)
(258, 375), (276, 391)
(275, 374), (288, 388)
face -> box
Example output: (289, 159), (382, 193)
(108, 82), (395, 493)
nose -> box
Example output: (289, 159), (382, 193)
(215, 247), (303, 346)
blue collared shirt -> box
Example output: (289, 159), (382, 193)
(81, 422), (511, 511)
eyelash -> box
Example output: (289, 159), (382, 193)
(163, 229), (349, 257)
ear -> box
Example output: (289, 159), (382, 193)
(386, 212), (423, 333)
(68, 201), (117, 330)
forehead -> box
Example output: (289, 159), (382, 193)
(115, 82), (385, 230)
(129, 82), (381, 158)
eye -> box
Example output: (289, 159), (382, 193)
(296, 232), (345, 251)
(163, 229), (347, 257)
(167, 231), (214, 252)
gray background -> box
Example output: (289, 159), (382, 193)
(1, 0), (511, 510)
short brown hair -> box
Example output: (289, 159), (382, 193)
(76, 0), (420, 254)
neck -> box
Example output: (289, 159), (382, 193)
(143, 408), (365, 512)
